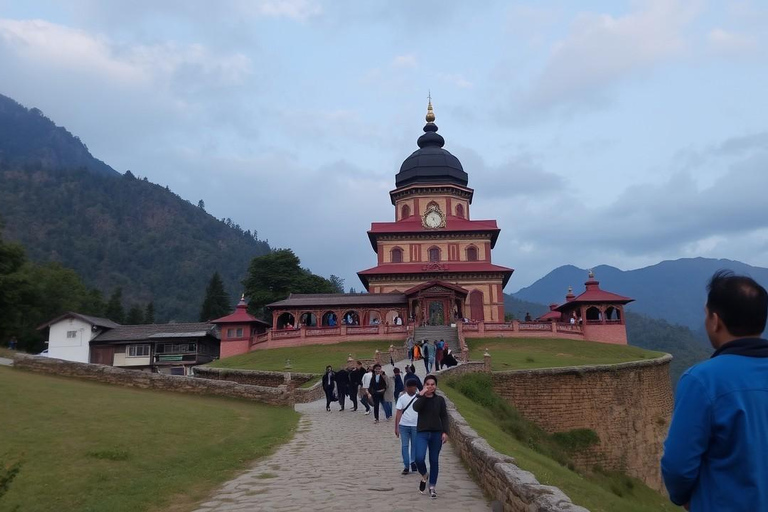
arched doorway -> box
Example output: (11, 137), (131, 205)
(469, 290), (484, 322)
(342, 310), (360, 325)
(277, 312), (296, 329)
(299, 312), (317, 327)
(322, 311), (338, 326)
(427, 300), (445, 325)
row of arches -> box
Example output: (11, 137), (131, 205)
(400, 203), (466, 220)
(276, 309), (405, 329)
(584, 306), (623, 323)
(390, 245), (478, 263)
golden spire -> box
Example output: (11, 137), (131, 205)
(588, 269), (595, 279)
(426, 91), (435, 123)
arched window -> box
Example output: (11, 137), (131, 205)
(322, 311), (338, 327)
(428, 246), (441, 262)
(391, 247), (403, 263)
(586, 306), (602, 322)
(299, 312), (317, 327)
(277, 312), (296, 329)
(456, 204), (465, 219)
(401, 204), (410, 219)
(466, 245), (478, 261)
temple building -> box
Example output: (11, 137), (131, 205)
(214, 101), (634, 357)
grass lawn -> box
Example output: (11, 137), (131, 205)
(0, 347), (20, 359)
(0, 367), (298, 512)
(208, 340), (396, 374)
(466, 337), (664, 371)
(442, 376), (679, 512)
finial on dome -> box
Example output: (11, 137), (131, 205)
(241, 293), (245, 301)
(425, 91), (435, 123)
(588, 269), (595, 279)
(568, 285), (573, 294)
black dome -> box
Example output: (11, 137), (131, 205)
(395, 107), (468, 188)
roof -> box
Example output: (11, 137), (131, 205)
(37, 311), (120, 331)
(211, 298), (271, 326)
(403, 280), (469, 297)
(92, 322), (219, 343)
(554, 276), (634, 311)
(267, 293), (407, 309)
(536, 310), (562, 321)
(357, 262), (514, 288)
(367, 216), (501, 250)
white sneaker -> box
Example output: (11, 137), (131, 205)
(364, 410), (371, 415)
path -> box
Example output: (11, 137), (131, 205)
(0, 357), (13, 366)
(196, 358), (490, 512)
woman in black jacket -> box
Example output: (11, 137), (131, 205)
(322, 365), (336, 412)
(367, 363), (387, 423)
(412, 374), (449, 499)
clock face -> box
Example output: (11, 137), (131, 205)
(425, 210), (443, 228)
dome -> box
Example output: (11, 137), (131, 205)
(395, 102), (468, 188)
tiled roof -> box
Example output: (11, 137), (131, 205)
(367, 216), (501, 249)
(92, 322), (219, 343)
(357, 262), (514, 288)
(267, 293), (407, 309)
(37, 311), (120, 330)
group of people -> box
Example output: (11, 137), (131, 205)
(321, 360), (449, 499)
(406, 338), (458, 373)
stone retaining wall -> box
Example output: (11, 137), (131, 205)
(194, 366), (315, 390)
(442, 392), (588, 512)
(13, 354), (293, 406)
(435, 361), (487, 378)
(491, 355), (674, 492)
(293, 379), (325, 403)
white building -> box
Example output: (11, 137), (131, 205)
(39, 312), (119, 363)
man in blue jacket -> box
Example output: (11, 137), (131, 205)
(661, 270), (768, 511)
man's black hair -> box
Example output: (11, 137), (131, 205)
(373, 363), (381, 369)
(424, 374), (438, 385)
(707, 269), (768, 336)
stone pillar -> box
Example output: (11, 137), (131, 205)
(461, 347), (469, 363)
(483, 349), (492, 373)
(551, 320), (557, 333)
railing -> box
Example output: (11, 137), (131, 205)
(586, 320), (602, 325)
(386, 325), (408, 333)
(519, 322), (551, 331)
(306, 327), (340, 337)
(272, 329), (301, 339)
(462, 323), (479, 331)
(347, 326), (380, 335)
(484, 322), (515, 331)
(606, 319), (622, 325)
(556, 323), (582, 333)
(254, 333), (269, 344)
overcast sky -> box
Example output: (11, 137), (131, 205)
(1, 0), (767, 293)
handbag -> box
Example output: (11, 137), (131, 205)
(331, 391), (338, 402)
(402, 395), (418, 413)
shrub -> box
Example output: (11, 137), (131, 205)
(0, 459), (22, 499)
(552, 429), (600, 453)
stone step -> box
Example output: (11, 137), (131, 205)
(413, 326), (460, 352)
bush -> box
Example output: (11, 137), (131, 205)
(552, 429), (600, 453)
(0, 459), (22, 499)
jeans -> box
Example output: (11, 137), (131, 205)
(399, 425), (417, 469)
(415, 430), (443, 487)
(383, 401), (392, 419)
(372, 393), (384, 420)
(359, 391), (370, 412)
(428, 358), (435, 373)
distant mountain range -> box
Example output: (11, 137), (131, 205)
(513, 258), (768, 334)
(0, 93), (271, 321)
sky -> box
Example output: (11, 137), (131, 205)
(1, 0), (767, 293)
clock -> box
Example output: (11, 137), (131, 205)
(424, 210), (443, 229)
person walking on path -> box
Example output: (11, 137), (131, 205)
(435, 339), (445, 370)
(421, 340), (430, 373)
(348, 361), (363, 412)
(382, 370), (395, 420)
(413, 341), (421, 362)
(404, 365), (423, 390)
(360, 365), (373, 415)
(662, 270), (768, 511)
(395, 378), (420, 475)
(322, 365), (336, 412)
(407, 337), (415, 363)
(427, 340), (436, 373)
(413, 374), (449, 499)
(368, 363), (387, 423)
(335, 365), (350, 411)
(393, 367), (404, 400)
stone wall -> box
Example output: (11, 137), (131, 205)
(491, 355), (674, 491)
(442, 392), (588, 512)
(13, 354), (293, 406)
(194, 366), (315, 390)
(435, 360), (487, 378)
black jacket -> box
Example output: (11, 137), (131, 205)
(413, 393), (449, 433)
(322, 371), (336, 392)
(368, 373), (387, 395)
(348, 367), (364, 386)
(335, 368), (350, 389)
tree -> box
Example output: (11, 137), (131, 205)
(197, 199), (205, 210)
(243, 249), (336, 318)
(199, 272), (231, 321)
(349, 287), (357, 294)
(126, 304), (144, 324)
(329, 275), (345, 294)
(105, 288), (125, 323)
(144, 302), (155, 324)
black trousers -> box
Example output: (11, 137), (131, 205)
(372, 392), (384, 420)
(337, 386), (348, 409)
(324, 389), (334, 410)
(348, 384), (359, 410)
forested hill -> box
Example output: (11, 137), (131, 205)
(0, 94), (271, 321)
(0, 94), (118, 177)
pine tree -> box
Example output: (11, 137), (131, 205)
(329, 275), (345, 294)
(199, 272), (231, 322)
(105, 288), (125, 323)
(126, 304), (144, 325)
(144, 302), (155, 324)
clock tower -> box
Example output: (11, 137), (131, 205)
(358, 100), (513, 323)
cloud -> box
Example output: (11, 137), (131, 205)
(707, 28), (759, 55)
(437, 72), (473, 89)
(391, 54), (418, 69)
(516, 0), (699, 115)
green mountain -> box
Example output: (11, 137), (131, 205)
(0, 94), (271, 321)
(504, 294), (710, 386)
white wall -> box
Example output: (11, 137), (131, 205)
(48, 318), (97, 363)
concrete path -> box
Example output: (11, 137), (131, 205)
(0, 357), (13, 366)
(196, 358), (490, 512)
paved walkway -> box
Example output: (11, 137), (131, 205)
(196, 359), (490, 512)
(0, 357), (13, 366)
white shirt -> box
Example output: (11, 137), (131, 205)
(396, 392), (419, 427)
(362, 371), (373, 389)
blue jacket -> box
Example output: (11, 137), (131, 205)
(661, 338), (768, 511)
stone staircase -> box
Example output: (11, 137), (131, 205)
(413, 325), (460, 353)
